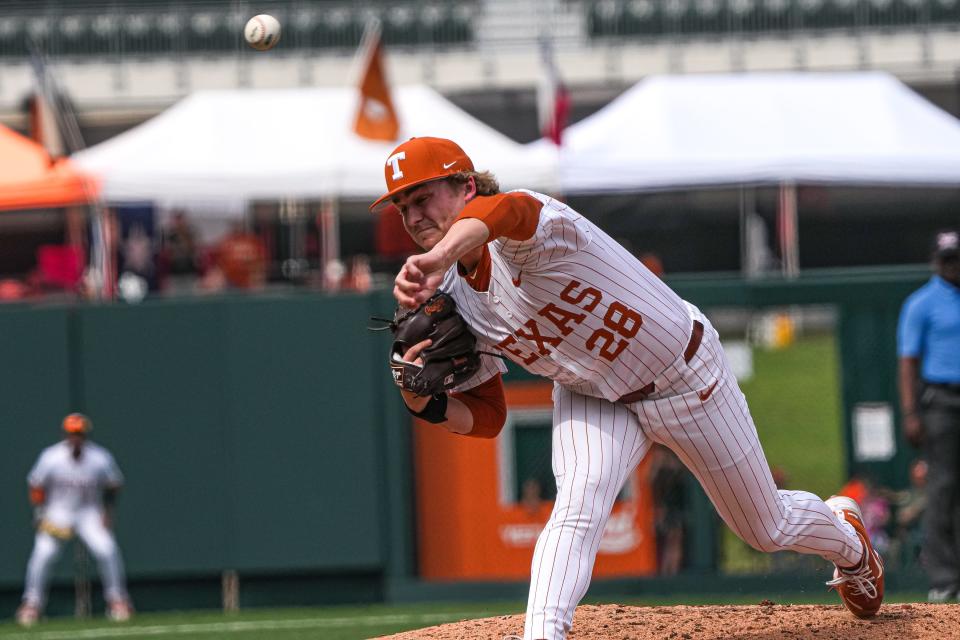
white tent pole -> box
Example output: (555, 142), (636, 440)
(777, 182), (800, 279)
(280, 198), (307, 281)
(739, 186), (747, 277)
(319, 196), (340, 290)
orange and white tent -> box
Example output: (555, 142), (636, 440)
(0, 124), (97, 211)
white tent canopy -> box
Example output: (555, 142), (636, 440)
(552, 72), (960, 193)
(73, 85), (558, 212)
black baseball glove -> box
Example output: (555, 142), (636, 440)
(384, 292), (481, 397)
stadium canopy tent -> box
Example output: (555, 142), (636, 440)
(72, 85), (558, 212)
(546, 71), (960, 274)
(0, 124), (96, 211)
(553, 71), (960, 192)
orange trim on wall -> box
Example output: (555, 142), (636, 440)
(414, 380), (657, 581)
(503, 380), (554, 406)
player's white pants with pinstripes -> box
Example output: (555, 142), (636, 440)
(22, 507), (129, 609)
(523, 311), (863, 640)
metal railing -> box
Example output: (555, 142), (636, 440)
(0, 1), (479, 59)
(585, 0), (960, 40)
(0, 0), (955, 61)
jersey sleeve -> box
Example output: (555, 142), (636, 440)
(456, 192), (541, 242)
(897, 291), (927, 358)
(493, 191), (592, 274)
(26, 452), (50, 487)
(100, 450), (124, 487)
(450, 374), (507, 439)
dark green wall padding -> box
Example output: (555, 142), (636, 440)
(0, 267), (929, 607)
(0, 291), (406, 593)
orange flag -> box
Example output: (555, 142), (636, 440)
(353, 27), (399, 142)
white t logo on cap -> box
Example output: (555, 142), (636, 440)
(386, 152), (406, 181)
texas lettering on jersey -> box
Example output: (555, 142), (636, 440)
(495, 280), (643, 366)
(440, 189), (693, 403)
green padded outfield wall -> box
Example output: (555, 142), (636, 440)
(669, 266), (930, 490)
(0, 270), (930, 603)
(0, 307), (74, 586)
(0, 292), (402, 591)
(835, 292), (920, 490)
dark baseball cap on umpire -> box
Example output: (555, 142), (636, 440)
(369, 137), (474, 212)
(933, 230), (959, 260)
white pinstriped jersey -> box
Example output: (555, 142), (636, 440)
(28, 441), (123, 526)
(423, 186), (865, 640)
(445, 190), (693, 401)
(22, 440), (130, 609)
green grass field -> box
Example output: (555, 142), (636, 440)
(738, 333), (845, 499)
(724, 332), (846, 573)
(0, 602), (520, 640)
(0, 591), (929, 640)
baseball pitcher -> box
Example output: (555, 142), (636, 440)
(15, 413), (133, 627)
(373, 137), (884, 640)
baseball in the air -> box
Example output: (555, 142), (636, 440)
(244, 14), (281, 51)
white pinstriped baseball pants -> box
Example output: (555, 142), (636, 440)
(523, 312), (862, 640)
(22, 508), (128, 609)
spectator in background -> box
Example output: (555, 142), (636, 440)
(521, 478), (544, 518)
(838, 474), (891, 557)
(121, 223), (154, 281)
(639, 252), (665, 279)
(159, 211), (201, 294)
(890, 458), (928, 568)
(770, 466), (790, 490)
(862, 489), (892, 558)
(117, 223), (153, 303)
(322, 258), (347, 291)
(837, 474), (870, 507)
(897, 229), (960, 603)
(215, 224), (267, 290)
(374, 204), (419, 274)
(648, 446), (686, 576)
(0, 277), (30, 302)
(15, 414), (133, 627)
(161, 211), (199, 277)
(347, 254), (373, 293)
(837, 474), (891, 556)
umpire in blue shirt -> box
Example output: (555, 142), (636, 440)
(897, 229), (960, 602)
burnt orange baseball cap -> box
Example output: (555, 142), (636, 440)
(369, 137), (474, 211)
(63, 412), (92, 434)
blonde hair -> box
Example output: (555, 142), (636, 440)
(448, 170), (500, 196)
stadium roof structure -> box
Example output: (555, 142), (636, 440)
(0, 124), (97, 211)
(550, 71), (960, 193)
(72, 85), (558, 212)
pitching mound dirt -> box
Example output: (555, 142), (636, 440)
(374, 602), (960, 639)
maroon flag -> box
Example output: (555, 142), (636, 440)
(537, 40), (571, 146)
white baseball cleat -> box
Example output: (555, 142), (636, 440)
(15, 603), (39, 627)
(825, 495), (884, 619)
(107, 599), (133, 622)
